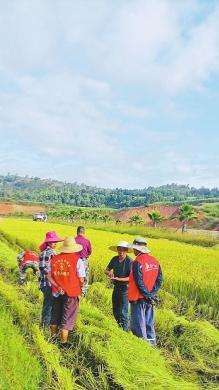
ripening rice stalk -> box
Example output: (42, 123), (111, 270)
(0, 218), (218, 389)
(0, 304), (42, 390)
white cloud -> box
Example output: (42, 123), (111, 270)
(0, 0), (219, 188)
(163, 4), (219, 93)
(1, 1), (219, 93)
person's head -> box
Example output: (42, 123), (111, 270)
(130, 237), (150, 256)
(117, 245), (128, 260)
(47, 242), (57, 249)
(77, 226), (85, 235)
(109, 240), (131, 259)
(39, 231), (64, 252)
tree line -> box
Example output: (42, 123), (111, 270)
(48, 204), (196, 233)
(0, 174), (219, 208)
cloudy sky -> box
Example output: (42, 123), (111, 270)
(0, 0), (219, 188)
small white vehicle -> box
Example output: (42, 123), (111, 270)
(33, 213), (47, 222)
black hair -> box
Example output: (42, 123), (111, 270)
(77, 226), (85, 234)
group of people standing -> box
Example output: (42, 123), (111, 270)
(17, 226), (91, 349)
(106, 237), (162, 346)
(17, 227), (162, 348)
(39, 226), (91, 348)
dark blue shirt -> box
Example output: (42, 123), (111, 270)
(106, 255), (132, 288)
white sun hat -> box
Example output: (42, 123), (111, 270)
(129, 237), (151, 254)
(109, 240), (132, 252)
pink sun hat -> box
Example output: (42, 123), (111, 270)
(39, 231), (64, 251)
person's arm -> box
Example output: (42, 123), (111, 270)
(47, 271), (58, 289)
(150, 266), (163, 295)
(39, 251), (49, 274)
(105, 259), (114, 277)
(79, 277), (85, 287)
(77, 259), (86, 295)
(132, 261), (151, 298)
(39, 250), (53, 275)
(47, 270), (64, 294)
(133, 262), (162, 298)
(87, 240), (92, 257)
(77, 259), (86, 283)
(111, 258), (132, 282)
(111, 276), (129, 282)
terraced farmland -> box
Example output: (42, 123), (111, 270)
(0, 218), (218, 389)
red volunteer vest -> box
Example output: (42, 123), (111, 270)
(128, 254), (159, 301)
(20, 251), (39, 267)
(51, 253), (81, 297)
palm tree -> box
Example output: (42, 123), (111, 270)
(128, 214), (144, 226)
(101, 214), (111, 223)
(81, 212), (90, 223)
(91, 212), (99, 224)
(69, 209), (79, 222)
(177, 204), (197, 233)
(148, 211), (163, 228)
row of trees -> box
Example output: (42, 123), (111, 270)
(48, 204), (196, 233)
(127, 204), (196, 232)
(48, 207), (112, 224)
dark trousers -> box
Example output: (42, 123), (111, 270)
(112, 286), (129, 331)
(130, 301), (156, 345)
(51, 295), (79, 331)
(41, 286), (53, 327)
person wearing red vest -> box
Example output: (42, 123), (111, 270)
(128, 237), (163, 346)
(47, 236), (86, 349)
(17, 250), (39, 284)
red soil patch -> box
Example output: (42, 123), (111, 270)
(115, 205), (204, 229)
(0, 202), (45, 216)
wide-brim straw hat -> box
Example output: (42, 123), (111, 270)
(59, 236), (82, 254)
(109, 240), (132, 252)
(129, 237), (151, 254)
(39, 231), (64, 251)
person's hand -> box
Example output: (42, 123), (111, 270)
(81, 286), (86, 297)
(58, 286), (65, 295)
(110, 276), (118, 281)
(144, 296), (159, 305)
(108, 271), (114, 278)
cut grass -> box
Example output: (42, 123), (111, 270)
(86, 282), (219, 388)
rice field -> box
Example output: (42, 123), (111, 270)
(0, 218), (218, 389)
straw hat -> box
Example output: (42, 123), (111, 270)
(59, 236), (82, 254)
(109, 240), (132, 252)
(129, 237), (150, 254)
(39, 231), (64, 251)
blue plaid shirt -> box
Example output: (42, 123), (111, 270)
(39, 247), (56, 289)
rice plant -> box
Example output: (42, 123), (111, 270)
(0, 218), (218, 389)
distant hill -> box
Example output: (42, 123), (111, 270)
(0, 173), (219, 209)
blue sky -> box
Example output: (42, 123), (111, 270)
(0, 0), (219, 188)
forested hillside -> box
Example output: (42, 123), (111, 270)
(0, 174), (219, 208)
